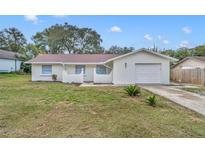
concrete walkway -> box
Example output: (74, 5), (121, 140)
(141, 85), (205, 116)
(80, 83), (113, 87)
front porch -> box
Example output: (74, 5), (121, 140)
(62, 64), (113, 84)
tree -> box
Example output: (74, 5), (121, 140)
(161, 49), (176, 58)
(191, 45), (205, 56)
(32, 23), (103, 54)
(32, 29), (65, 54)
(106, 45), (135, 54)
(76, 28), (103, 54)
(174, 48), (192, 60)
(25, 44), (45, 59)
(160, 48), (194, 60)
(0, 27), (27, 53)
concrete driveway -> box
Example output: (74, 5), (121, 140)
(141, 85), (205, 116)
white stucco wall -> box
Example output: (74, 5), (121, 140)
(31, 64), (63, 81)
(0, 59), (22, 72)
(65, 64), (95, 82)
(94, 70), (113, 83)
(112, 51), (170, 84)
(62, 70), (84, 83)
(32, 64), (95, 82)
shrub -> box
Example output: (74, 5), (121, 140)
(124, 85), (141, 96)
(20, 63), (31, 73)
(146, 95), (157, 107)
(52, 74), (57, 81)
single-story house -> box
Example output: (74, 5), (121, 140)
(0, 50), (22, 72)
(171, 57), (205, 85)
(25, 49), (177, 84)
(172, 56), (205, 70)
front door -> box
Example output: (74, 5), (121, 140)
(84, 65), (94, 82)
(75, 65), (94, 82)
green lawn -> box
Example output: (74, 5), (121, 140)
(1, 74), (205, 137)
(182, 87), (205, 96)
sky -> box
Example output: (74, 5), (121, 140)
(0, 15), (205, 50)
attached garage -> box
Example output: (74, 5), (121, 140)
(135, 63), (161, 83)
(112, 50), (177, 85)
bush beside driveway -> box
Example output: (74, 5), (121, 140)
(141, 85), (205, 116)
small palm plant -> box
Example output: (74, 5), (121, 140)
(124, 85), (141, 96)
(146, 95), (157, 107)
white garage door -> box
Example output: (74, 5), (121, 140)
(135, 64), (161, 83)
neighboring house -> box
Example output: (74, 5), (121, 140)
(171, 56), (205, 85)
(0, 50), (22, 72)
(25, 49), (176, 84)
(172, 56), (205, 70)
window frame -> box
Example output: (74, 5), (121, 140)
(41, 65), (52, 75)
(75, 65), (86, 74)
(96, 65), (107, 74)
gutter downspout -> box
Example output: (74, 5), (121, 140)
(15, 59), (17, 72)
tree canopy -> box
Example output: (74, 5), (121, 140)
(32, 23), (103, 54)
(161, 46), (205, 60)
(0, 27), (27, 53)
(105, 45), (135, 54)
(1, 24), (205, 63)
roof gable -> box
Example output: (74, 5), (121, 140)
(193, 56), (205, 62)
(105, 49), (178, 63)
(0, 50), (19, 60)
(172, 56), (205, 68)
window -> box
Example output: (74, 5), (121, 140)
(75, 65), (85, 74)
(96, 65), (107, 74)
(42, 65), (52, 75)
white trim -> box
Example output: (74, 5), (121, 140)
(40, 74), (52, 76)
(63, 62), (104, 65)
(24, 62), (62, 64)
(25, 61), (104, 65)
(103, 64), (112, 69)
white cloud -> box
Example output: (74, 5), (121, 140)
(157, 35), (162, 40)
(162, 39), (169, 44)
(180, 40), (189, 47)
(110, 26), (122, 32)
(182, 27), (192, 34)
(24, 15), (38, 24)
(53, 15), (67, 18)
(144, 34), (153, 41)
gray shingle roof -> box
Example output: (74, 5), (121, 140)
(172, 56), (205, 68)
(25, 54), (120, 63)
(0, 50), (20, 60)
(193, 56), (205, 62)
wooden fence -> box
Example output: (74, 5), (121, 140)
(171, 68), (205, 85)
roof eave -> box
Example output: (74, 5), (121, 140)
(24, 61), (63, 64)
(24, 61), (105, 65)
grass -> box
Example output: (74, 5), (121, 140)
(1, 74), (205, 137)
(182, 87), (205, 96)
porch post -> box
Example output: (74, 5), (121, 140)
(62, 64), (66, 83)
(81, 68), (84, 83)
